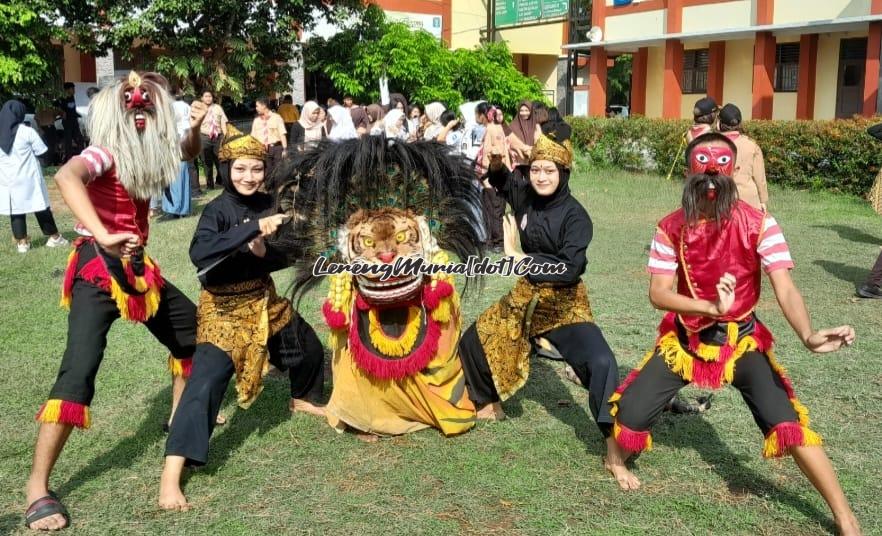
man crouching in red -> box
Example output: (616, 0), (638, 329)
(610, 133), (861, 535)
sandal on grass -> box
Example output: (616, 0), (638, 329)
(24, 491), (70, 530)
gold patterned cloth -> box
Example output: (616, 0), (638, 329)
(196, 278), (293, 408)
(476, 277), (593, 401)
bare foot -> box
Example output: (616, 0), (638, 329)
(356, 432), (379, 443)
(604, 438), (641, 491)
(476, 402), (506, 421)
(25, 485), (68, 530)
(289, 398), (325, 417)
(158, 485), (190, 512)
(216, 413), (227, 425)
(835, 513), (862, 536)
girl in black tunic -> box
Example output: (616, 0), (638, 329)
(159, 125), (325, 510)
(458, 128), (640, 489)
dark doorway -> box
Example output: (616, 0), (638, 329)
(836, 38), (867, 119)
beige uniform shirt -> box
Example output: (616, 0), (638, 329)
(732, 134), (768, 210)
(251, 112), (287, 146)
(199, 104), (228, 138)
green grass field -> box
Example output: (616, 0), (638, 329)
(1, 168), (881, 535)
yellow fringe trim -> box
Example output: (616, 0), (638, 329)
(762, 425), (823, 458)
(108, 276), (161, 321)
(37, 399), (92, 429)
(613, 421), (653, 452)
(59, 248), (79, 309)
(367, 305), (422, 357)
(167, 355), (188, 377)
(657, 332), (760, 385)
(608, 349), (655, 417)
(326, 272), (353, 318)
(765, 350), (812, 427)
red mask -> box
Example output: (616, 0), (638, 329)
(689, 145), (734, 177)
(122, 72), (155, 131)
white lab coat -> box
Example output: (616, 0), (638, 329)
(0, 125), (50, 215)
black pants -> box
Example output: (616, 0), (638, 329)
(481, 187), (505, 248)
(265, 143), (284, 180)
(200, 135), (223, 188)
(10, 209), (59, 240)
(865, 249), (882, 287)
(459, 321), (618, 436)
(39, 126), (59, 165)
(47, 277), (196, 407)
(187, 160), (201, 195)
(164, 314), (325, 465)
(62, 125), (84, 162)
(615, 351), (798, 436)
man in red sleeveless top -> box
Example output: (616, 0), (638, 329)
(23, 72), (209, 531)
(609, 133), (861, 535)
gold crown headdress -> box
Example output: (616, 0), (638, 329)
(531, 134), (574, 168)
(218, 124), (266, 162)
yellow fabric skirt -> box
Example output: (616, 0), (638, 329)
(326, 307), (476, 436)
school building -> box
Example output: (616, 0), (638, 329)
(568, 0), (882, 120)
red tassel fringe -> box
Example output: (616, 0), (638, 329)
(322, 300), (348, 330)
(422, 280), (453, 310)
(615, 422), (652, 453)
(180, 357), (193, 378)
(35, 400), (91, 428)
(348, 306), (441, 380)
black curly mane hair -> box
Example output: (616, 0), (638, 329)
(266, 135), (485, 307)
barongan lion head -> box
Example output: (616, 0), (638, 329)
(336, 208), (439, 303)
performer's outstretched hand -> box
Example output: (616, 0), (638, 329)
(502, 214), (526, 262)
(97, 232), (140, 258)
(711, 272), (736, 316)
(804, 326), (856, 353)
(258, 213), (289, 237)
(189, 100), (209, 129)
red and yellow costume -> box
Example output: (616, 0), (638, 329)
(611, 200), (821, 458)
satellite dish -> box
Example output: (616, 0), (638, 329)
(587, 26), (603, 43)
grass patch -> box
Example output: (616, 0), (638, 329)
(1, 169), (880, 535)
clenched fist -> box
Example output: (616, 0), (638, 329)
(189, 100), (209, 129)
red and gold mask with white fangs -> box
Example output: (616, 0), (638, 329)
(689, 145), (734, 177)
(121, 71), (155, 131)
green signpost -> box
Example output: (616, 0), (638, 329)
(494, 0), (569, 28)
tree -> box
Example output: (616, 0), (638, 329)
(56, 0), (365, 100)
(305, 7), (546, 114)
(607, 54), (632, 106)
(0, 0), (65, 102)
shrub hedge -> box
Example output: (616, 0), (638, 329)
(567, 116), (882, 197)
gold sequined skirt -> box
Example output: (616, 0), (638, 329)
(196, 278), (293, 408)
(475, 277), (593, 401)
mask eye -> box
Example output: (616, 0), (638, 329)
(395, 232), (406, 243)
(124, 91), (133, 102)
(695, 153), (710, 164)
(142, 90), (150, 102)
(717, 155), (732, 165)
(363, 237), (375, 248)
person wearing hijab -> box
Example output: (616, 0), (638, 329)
(365, 104), (386, 136)
(288, 101), (325, 151)
(457, 126), (637, 489)
(407, 104), (425, 141)
(0, 100), (68, 252)
(350, 105), (371, 137)
(508, 100), (541, 167)
(328, 104), (358, 140)
(160, 124), (325, 511)
(382, 109), (408, 141)
(422, 102), (446, 141)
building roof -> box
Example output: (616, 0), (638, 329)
(565, 14), (882, 53)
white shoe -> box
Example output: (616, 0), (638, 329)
(17, 242), (30, 253)
(46, 235), (70, 248)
